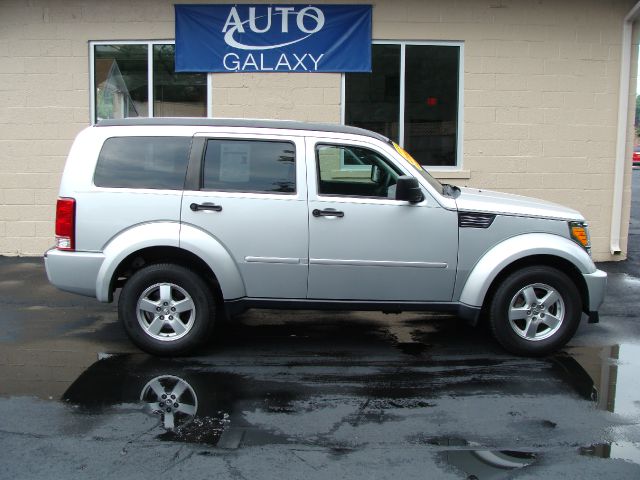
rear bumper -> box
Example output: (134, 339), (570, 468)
(44, 248), (105, 299)
(583, 268), (607, 313)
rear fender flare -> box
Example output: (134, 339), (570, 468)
(178, 223), (246, 300)
(95, 222), (245, 302)
(96, 222), (180, 302)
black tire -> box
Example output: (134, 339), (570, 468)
(488, 266), (582, 356)
(118, 263), (216, 356)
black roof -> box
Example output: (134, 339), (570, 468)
(96, 117), (390, 143)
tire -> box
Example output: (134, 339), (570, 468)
(118, 263), (216, 356)
(488, 266), (582, 356)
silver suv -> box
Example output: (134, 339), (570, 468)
(45, 118), (606, 356)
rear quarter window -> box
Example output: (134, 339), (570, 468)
(94, 136), (191, 190)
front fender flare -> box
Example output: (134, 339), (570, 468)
(458, 233), (596, 308)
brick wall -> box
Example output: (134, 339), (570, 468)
(0, 0), (637, 260)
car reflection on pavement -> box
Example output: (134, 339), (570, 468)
(60, 342), (630, 478)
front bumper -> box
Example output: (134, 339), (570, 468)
(583, 268), (607, 313)
(44, 248), (105, 299)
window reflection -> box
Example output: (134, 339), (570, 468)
(404, 45), (459, 167)
(94, 44), (148, 121)
(345, 44), (400, 142)
(153, 45), (207, 117)
(93, 43), (208, 123)
(345, 43), (461, 167)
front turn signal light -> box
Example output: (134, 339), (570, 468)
(569, 221), (591, 254)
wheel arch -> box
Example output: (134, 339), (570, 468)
(95, 222), (246, 303)
(108, 246), (225, 304)
(480, 255), (589, 318)
(458, 233), (595, 315)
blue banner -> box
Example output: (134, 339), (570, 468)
(175, 4), (371, 73)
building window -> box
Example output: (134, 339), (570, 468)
(344, 42), (463, 168)
(91, 41), (208, 124)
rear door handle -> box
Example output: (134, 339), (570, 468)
(190, 202), (222, 212)
(312, 208), (344, 218)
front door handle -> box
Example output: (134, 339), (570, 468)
(190, 202), (222, 212)
(312, 208), (344, 218)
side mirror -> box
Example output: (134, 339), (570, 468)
(395, 176), (424, 203)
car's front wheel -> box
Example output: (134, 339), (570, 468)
(118, 264), (215, 356)
(488, 266), (582, 356)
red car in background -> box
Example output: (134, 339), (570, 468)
(634, 145), (640, 167)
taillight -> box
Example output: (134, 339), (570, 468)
(55, 197), (76, 250)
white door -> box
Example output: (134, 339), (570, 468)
(306, 139), (458, 302)
(181, 134), (308, 299)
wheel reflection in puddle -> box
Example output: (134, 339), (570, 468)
(140, 375), (198, 430)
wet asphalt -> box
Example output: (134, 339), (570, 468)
(1, 174), (640, 479)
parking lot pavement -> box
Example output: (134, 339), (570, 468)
(1, 173), (640, 479)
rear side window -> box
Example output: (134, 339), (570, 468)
(203, 139), (295, 194)
(94, 136), (191, 189)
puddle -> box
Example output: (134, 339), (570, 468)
(2, 316), (638, 469)
(580, 442), (640, 466)
(426, 437), (538, 477)
(564, 344), (640, 467)
(442, 449), (538, 479)
(50, 340), (639, 470)
(395, 342), (429, 356)
(58, 345), (607, 448)
(619, 273), (640, 286)
(563, 344), (640, 417)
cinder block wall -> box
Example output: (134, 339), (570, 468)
(0, 0), (636, 260)
(212, 73), (341, 122)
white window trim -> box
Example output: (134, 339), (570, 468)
(89, 40), (212, 124)
(341, 40), (465, 171)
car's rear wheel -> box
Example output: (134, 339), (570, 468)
(488, 266), (582, 356)
(119, 264), (215, 356)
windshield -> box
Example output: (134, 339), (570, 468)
(391, 142), (445, 195)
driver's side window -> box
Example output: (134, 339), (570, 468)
(316, 144), (401, 198)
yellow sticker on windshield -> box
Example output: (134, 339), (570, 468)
(393, 142), (424, 171)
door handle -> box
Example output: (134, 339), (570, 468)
(312, 208), (344, 218)
(190, 202), (222, 212)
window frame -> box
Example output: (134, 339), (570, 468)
(89, 40), (213, 125)
(340, 40), (464, 171)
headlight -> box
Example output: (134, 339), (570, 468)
(569, 221), (591, 254)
